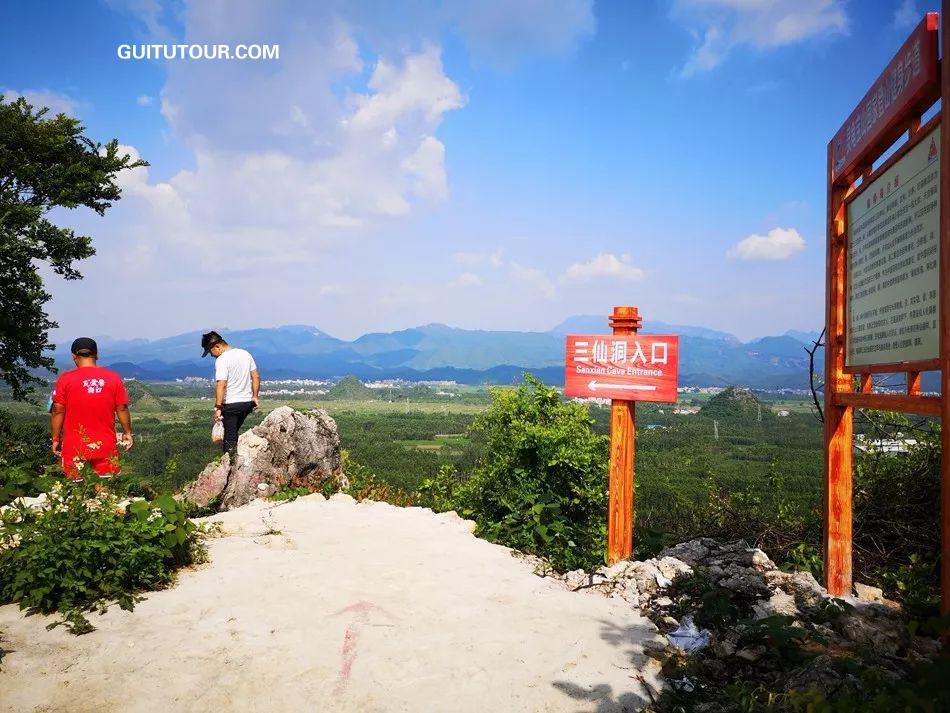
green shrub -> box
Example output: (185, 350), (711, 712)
(416, 464), (464, 512)
(0, 410), (57, 506)
(450, 374), (609, 571)
(0, 477), (203, 633)
(270, 485), (312, 502)
(0, 465), (55, 507)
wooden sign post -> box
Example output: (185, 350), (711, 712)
(824, 10), (948, 615)
(607, 306), (640, 564)
(564, 306), (679, 564)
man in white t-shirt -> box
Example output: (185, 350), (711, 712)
(200, 331), (261, 453)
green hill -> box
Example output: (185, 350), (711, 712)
(329, 375), (375, 401)
(125, 381), (179, 413)
(700, 386), (771, 422)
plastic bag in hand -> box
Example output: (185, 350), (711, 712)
(211, 420), (225, 444)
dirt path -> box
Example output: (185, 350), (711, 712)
(0, 494), (663, 712)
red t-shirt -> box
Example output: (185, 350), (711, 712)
(52, 366), (129, 466)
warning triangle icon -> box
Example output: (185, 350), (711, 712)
(928, 137), (938, 162)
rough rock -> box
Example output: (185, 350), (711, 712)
(836, 602), (909, 656)
(752, 589), (800, 619)
(735, 646), (765, 662)
(181, 407), (345, 511)
(660, 538), (716, 565)
(538, 536), (943, 704)
(765, 570), (826, 610)
(782, 655), (846, 694)
(854, 582), (885, 603)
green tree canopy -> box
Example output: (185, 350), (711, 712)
(0, 96), (146, 399)
(454, 374), (609, 570)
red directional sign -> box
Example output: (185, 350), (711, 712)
(564, 334), (679, 402)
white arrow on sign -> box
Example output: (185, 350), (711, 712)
(588, 380), (657, 392)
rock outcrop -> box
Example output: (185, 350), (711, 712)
(181, 406), (346, 511)
(536, 538), (942, 705)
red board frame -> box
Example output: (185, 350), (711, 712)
(564, 334), (679, 402)
(824, 8), (949, 618)
(830, 14), (939, 184)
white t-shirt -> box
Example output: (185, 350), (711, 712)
(214, 348), (258, 404)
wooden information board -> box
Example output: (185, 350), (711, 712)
(824, 10), (948, 617)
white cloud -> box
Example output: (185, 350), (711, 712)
(48, 0), (601, 340)
(509, 262), (556, 299)
(561, 253), (645, 283)
(453, 248), (504, 268)
(673, 0), (848, 76)
(346, 46), (464, 132)
(136, 94), (153, 106)
(449, 272), (484, 288)
(727, 227), (806, 261)
(319, 284), (347, 296)
(118, 39), (464, 268)
(3, 88), (79, 116)
(894, 0), (919, 29)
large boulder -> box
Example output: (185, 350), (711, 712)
(181, 406), (346, 511)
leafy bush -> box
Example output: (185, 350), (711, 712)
(0, 465), (55, 508)
(852, 415), (941, 617)
(270, 485), (312, 502)
(0, 409), (56, 506)
(0, 477), (204, 633)
(449, 374), (609, 571)
(416, 464), (463, 512)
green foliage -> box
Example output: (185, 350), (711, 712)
(270, 485), (311, 502)
(781, 542), (823, 581)
(0, 477), (202, 633)
(449, 374), (609, 571)
(342, 449), (414, 506)
(852, 414), (941, 618)
(416, 464), (464, 513)
(669, 569), (743, 628)
(333, 410), (477, 492)
(0, 408), (56, 505)
(0, 465), (55, 508)
(0, 96), (146, 399)
(655, 568), (948, 713)
(876, 555), (940, 622)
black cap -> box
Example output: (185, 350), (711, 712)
(71, 337), (98, 357)
(201, 331), (223, 358)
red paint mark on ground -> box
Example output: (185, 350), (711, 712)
(335, 625), (361, 692)
(333, 601), (395, 693)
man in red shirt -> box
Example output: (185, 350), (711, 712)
(50, 337), (134, 480)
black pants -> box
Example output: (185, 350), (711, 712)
(221, 401), (255, 453)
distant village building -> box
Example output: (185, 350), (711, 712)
(853, 434), (918, 455)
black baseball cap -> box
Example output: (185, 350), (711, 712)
(201, 331), (224, 357)
(71, 337), (98, 357)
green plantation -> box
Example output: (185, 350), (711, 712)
(0, 378), (939, 612)
(0, 376), (944, 710)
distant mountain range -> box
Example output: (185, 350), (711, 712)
(53, 317), (828, 389)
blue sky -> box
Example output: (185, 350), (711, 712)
(1, 0), (936, 341)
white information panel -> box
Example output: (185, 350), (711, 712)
(847, 125), (940, 367)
